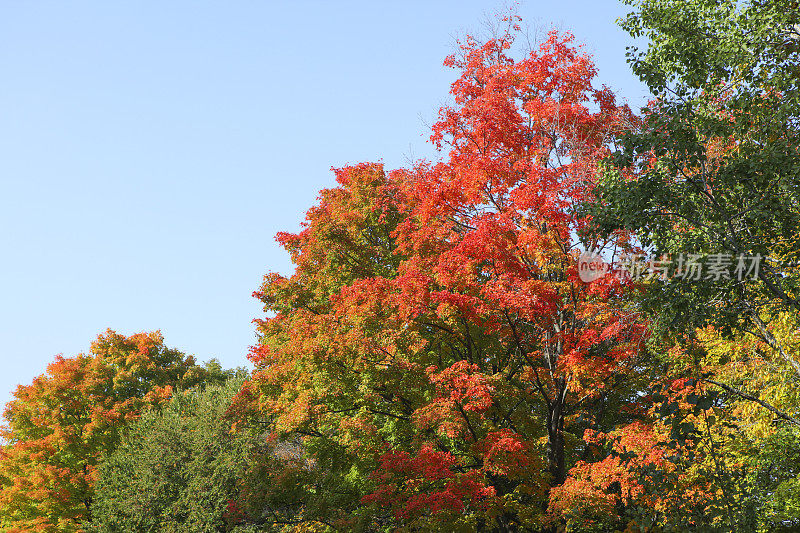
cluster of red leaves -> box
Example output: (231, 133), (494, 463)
(413, 362), (495, 439)
(362, 444), (497, 520)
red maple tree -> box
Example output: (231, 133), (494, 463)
(244, 20), (647, 530)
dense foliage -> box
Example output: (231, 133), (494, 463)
(2, 2), (800, 532)
(91, 375), (258, 532)
(588, 0), (800, 339)
(0, 330), (227, 532)
(581, 0), (800, 530)
(240, 25), (648, 531)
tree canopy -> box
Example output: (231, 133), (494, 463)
(0, 330), (226, 532)
(3, 3), (800, 532)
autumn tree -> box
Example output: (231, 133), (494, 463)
(0, 330), (224, 532)
(244, 21), (648, 531)
(551, 321), (800, 531)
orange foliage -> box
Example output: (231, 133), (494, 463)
(0, 330), (207, 531)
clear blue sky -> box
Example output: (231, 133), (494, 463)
(0, 1), (649, 408)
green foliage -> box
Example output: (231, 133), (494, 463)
(578, 1), (800, 530)
(91, 374), (261, 533)
(588, 0), (800, 338)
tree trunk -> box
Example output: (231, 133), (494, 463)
(546, 382), (566, 486)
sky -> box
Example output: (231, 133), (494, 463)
(0, 1), (650, 409)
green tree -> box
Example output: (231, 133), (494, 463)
(90, 374), (265, 533)
(578, 1), (800, 530)
(588, 0), (800, 355)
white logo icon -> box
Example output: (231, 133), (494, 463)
(577, 250), (608, 282)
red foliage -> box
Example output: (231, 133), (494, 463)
(246, 19), (645, 529)
(363, 444), (497, 520)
